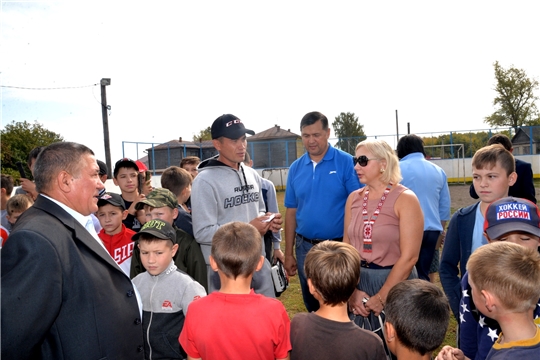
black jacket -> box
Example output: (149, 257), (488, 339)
(1, 196), (145, 360)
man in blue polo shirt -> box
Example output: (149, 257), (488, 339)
(284, 111), (361, 312)
(397, 134), (451, 281)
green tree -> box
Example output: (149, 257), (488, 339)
(484, 61), (539, 129)
(332, 112), (366, 155)
(1, 120), (64, 181)
(193, 126), (212, 142)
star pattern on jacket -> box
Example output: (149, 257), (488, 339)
(458, 271), (540, 360)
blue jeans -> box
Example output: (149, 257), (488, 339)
(295, 234), (320, 312)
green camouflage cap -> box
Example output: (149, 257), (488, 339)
(132, 219), (175, 243)
(135, 187), (178, 210)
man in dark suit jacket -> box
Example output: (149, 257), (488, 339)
(469, 134), (536, 204)
(1, 142), (145, 360)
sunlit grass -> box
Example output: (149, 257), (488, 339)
(275, 190), (458, 349)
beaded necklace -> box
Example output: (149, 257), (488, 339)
(362, 183), (393, 253)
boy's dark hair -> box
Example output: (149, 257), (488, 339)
(472, 144), (515, 176)
(27, 146), (44, 167)
(396, 134), (426, 159)
(113, 158), (139, 178)
(180, 156), (200, 168)
(1, 174), (14, 195)
(385, 279), (450, 356)
(487, 134), (513, 151)
(300, 111), (328, 131)
(211, 222), (262, 280)
(6, 194), (34, 214)
(161, 166), (192, 196)
(304, 241), (360, 306)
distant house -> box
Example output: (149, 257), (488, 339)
(512, 126), (540, 155)
(247, 125), (301, 168)
(145, 137), (217, 171)
(145, 126), (301, 171)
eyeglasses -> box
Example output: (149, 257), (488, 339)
(352, 155), (378, 167)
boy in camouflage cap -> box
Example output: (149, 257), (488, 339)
(130, 188), (208, 291)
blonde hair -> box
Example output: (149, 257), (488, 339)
(356, 139), (402, 184)
(6, 194), (34, 214)
(467, 242), (540, 312)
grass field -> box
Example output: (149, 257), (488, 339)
(274, 190), (458, 350)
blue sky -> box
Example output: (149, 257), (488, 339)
(2, 1), (539, 162)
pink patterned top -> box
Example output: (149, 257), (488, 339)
(348, 184), (407, 266)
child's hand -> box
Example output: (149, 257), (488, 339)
(435, 346), (466, 360)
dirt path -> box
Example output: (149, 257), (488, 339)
(449, 184), (476, 211)
(449, 183), (540, 211)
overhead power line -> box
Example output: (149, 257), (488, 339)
(0, 83), (98, 90)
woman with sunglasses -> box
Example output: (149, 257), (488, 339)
(344, 139), (423, 322)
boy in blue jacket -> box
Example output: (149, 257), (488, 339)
(440, 144), (516, 319)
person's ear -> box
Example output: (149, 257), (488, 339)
(255, 255), (264, 272)
(481, 289), (497, 313)
(209, 255), (219, 272)
(307, 278), (320, 299)
(122, 209), (129, 220)
(57, 171), (73, 192)
(508, 171), (517, 186)
(384, 321), (396, 341)
(171, 243), (179, 257)
(112, 177), (119, 186)
(484, 232), (494, 244)
(212, 139), (222, 152)
(172, 207), (179, 220)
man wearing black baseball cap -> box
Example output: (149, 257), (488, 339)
(191, 114), (282, 297)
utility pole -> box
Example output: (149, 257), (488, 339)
(395, 110), (399, 142)
(100, 78), (112, 178)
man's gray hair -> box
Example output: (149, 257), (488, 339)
(34, 142), (95, 193)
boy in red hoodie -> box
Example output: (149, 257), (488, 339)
(96, 192), (136, 275)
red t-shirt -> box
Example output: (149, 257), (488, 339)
(180, 290), (291, 359)
(98, 224), (135, 275)
(1, 225), (9, 247)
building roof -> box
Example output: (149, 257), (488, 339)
(248, 125), (300, 141)
(145, 125), (299, 151)
(146, 138), (214, 151)
(512, 126), (540, 144)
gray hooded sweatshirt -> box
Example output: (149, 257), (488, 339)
(191, 158), (275, 297)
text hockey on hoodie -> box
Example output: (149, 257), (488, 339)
(191, 158), (266, 264)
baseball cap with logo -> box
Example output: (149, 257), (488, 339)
(135, 188), (178, 211)
(97, 192), (126, 210)
(484, 197), (540, 239)
(211, 114), (255, 140)
(132, 219), (175, 243)
(113, 158), (139, 177)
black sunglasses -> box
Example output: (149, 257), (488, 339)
(352, 155), (378, 167)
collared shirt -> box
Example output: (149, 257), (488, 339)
(399, 152), (451, 231)
(39, 194), (143, 316)
(285, 144), (361, 239)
